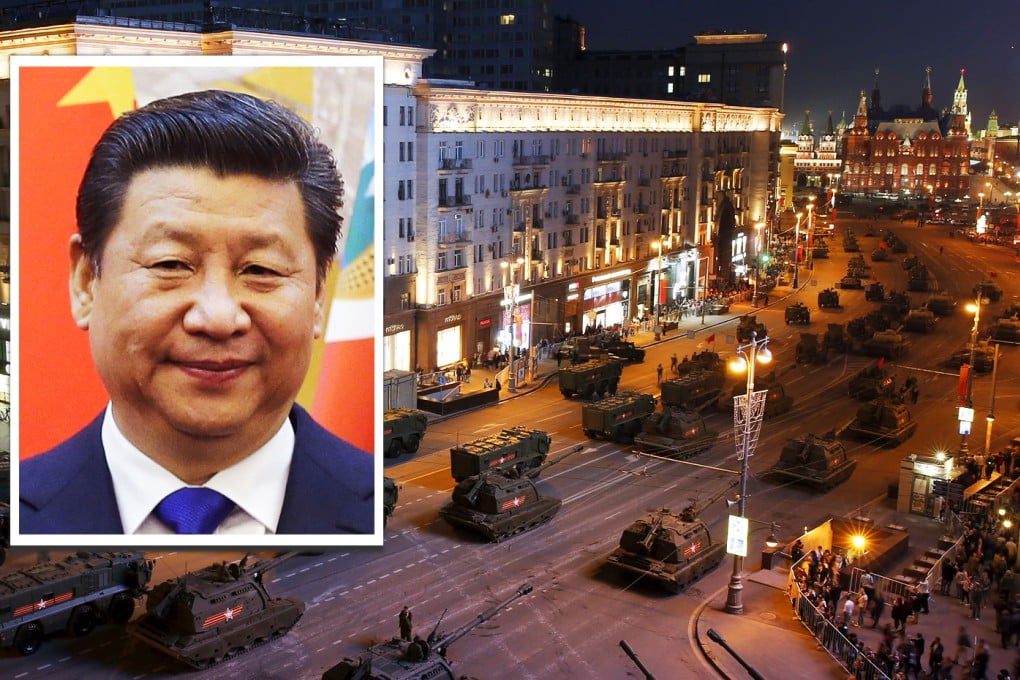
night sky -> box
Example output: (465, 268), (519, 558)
(555, 0), (1020, 137)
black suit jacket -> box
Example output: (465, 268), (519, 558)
(19, 404), (375, 535)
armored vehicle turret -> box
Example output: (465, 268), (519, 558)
(633, 409), (718, 459)
(814, 244), (833, 257)
(818, 288), (840, 309)
(946, 342), (997, 373)
(907, 264), (930, 292)
(785, 302), (810, 325)
(582, 391), (657, 441)
(383, 408), (429, 458)
(769, 434), (856, 490)
(322, 583), (533, 680)
(926, 292), (957, 317)
(848, 364), (895, 401)
(993, 317), (1020, 342)
(839, 275), (863, 290)
(128, 554), (302, 669)
(717, 371), (793, 417)
(0, 552), (152, 656)
(383, 477), (399, 526)
(839, 239), (858, 253)
(558, 359), (623, 399)
(823, 323), (851, 355)
(902, 308), (937, 333)
(865, 282), (886, 301)
(449, 427), (552, 482)
(795, 332), (822, 365)
(439, 446), (582, 541)
(736, 315), (767, 343)
(974, 280), (1004, 302)
(659, 369), (725, 412)
(902, 254), (921, 271)
(871, 247), (890, 262)
(863, 329), (910, 359)
(597, 339), (646, 363)
(841, 399), (918, 447)
(606, 506), (726, 593)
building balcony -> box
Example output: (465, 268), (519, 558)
(438, 231), (471, 245)
(509, 180), (548, 193)
(514, 221), (528, 232)
(531, 248), (543, 260)
(532, 218), (544, 230)
(663, 149), (688, 159)
(565, 213), (579, 225)
(661, 164), (684, 178)
(635, 204), (651, 215)
(438, 194), (472, 209)
(637, 177), (651, 187)
(512, 154), (551, 167)
(438, 158), (473, 171)
(597, 151), (627, 163)
(565, 184), (581, 194)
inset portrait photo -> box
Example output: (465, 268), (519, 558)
(11, 56), (384, 548)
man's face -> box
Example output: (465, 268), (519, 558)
(70, 166), (325, 453)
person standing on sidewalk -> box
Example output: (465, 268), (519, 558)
(656, 363), (663, 384)
(856, 588), (868, 627)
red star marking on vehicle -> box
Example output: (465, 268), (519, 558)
(224, 607), (236, 620)
(37, 599), (47, 609)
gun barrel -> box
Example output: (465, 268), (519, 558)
(433, 584), (533, 653)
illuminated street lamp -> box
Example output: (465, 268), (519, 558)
(725, 331), (772, 615)
(959, 294), (982, 454)
(651, 237), (665, 339)
(793, 211), (803, 287)
(500, 256), (525, 392)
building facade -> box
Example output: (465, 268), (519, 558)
(0, 14), (781, 377)
(840, 69), (972, 201)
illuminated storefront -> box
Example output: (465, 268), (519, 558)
(898, 452), (958, 517)
(582, 274), (630, 331)
(383, 318), (413, 372)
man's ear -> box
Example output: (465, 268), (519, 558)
(312, 281), (327, 340)
(69, 234), (97, 330)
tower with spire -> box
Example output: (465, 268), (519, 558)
(951, 68), (972, 137)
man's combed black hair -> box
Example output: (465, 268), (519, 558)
(76, 89), (344, 284)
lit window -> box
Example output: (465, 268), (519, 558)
(679, 66), (686, 77)
(667, 83), (674, 94)
(698, 73), (711, 83)
(667, 66), (675, 77)
(500, 14), (515, 25)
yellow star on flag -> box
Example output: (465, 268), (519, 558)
(58, 67), (136, 118)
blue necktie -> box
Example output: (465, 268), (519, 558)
(154, 487), (236, 534)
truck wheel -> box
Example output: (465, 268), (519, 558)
(15, 622), (43, 656)
(68, 604), (96, 636)
(561, 389), (573, 398)
(582, 384), (594, 400)
(108, 592), (136, 624)
(384, 438), (403, 458)
(405, 434), (422, 453)
(597, 380), (608, 396)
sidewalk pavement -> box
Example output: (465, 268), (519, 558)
(698, 502), (1020, 679)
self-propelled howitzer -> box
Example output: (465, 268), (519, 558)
(321, 583), (533, 680)
(440, 445), (584, 541)
(128, 552), (302, 669)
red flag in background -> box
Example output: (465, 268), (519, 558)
(706, 334), (715, 344)
(19, 66), (137, 458)
(877, 356), (886, 369)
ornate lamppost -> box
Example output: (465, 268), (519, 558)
(724, 330), (772, 614)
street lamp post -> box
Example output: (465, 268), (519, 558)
(805, 197), (815, 270)
(793, 211), (803, 287)
(984, 343), (1000, 457)
(959, 293), (982, 454)
(501, 256), (525, 392)
(724, 330), (772, 615)
(651, 238), (664, 339)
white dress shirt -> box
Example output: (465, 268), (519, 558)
(102, 404), (294, 534)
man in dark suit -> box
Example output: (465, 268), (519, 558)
(19, 89), (375, 536)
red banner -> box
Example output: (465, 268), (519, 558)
(958, 364), (970, 402)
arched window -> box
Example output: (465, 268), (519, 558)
(900, 164), (909, 177)
(886, 163), (894, 175)
(929, 164), (936, 176)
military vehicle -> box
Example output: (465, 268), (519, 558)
(582, 391), (657, 441)
(659, 369), (725, 412)
(785, 302), (810, 325)
(907, 264), (930, 292)
(449, 427), (552, 482)
(706, 299), (730, 314)
(823, 323), (851, 355)
(818, 288), (840, 309)
(129, 554), (302, 669)
(383, 408), (429, 458)
(841, 399), (918, 447)
(813, 245), (831, 258)
(558, 359), (623, 399)
(888, 237), (908, 253)
(717, 371), (793, 417)
(0, 502), (9, 568)
(840, 239), (859, 253)
(633, 409), (718, 459)
(885, 290), (911, 317)
(974, 280), (1004, 302)
(439, 446), (582, 541)
(901, 254), (920, 270)
(926, 292), (957, 317)
(597, 339), (646, 363)
(0, 551), (152, 656)
(769, 433), (856, 490)
(606, 506), (726, 593)
(946, 342), (996, 373)
(902, 308), (937, 333)
(871, 247), (890, 262)
(556, 336), (607, 363)
(848, 365), (895, 401)
(839, 275), (863, 290)
(322, 583), (533, 680)
(680, 350), (726, 374)
(865, 282), (885, 302)
(795, 332), (823, 364)
(863, 329), (910, 359)
(993, 317), (1020, 342)
(383, 477), (398, 526)
(736, 314), (767, 343)
(863, 309), (893, 332)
